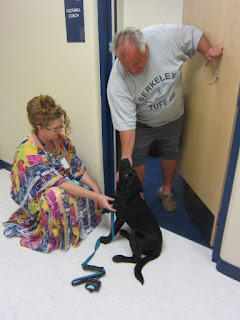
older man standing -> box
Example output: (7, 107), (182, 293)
(107, 24), (222, 212)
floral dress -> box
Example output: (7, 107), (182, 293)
(3, 133), (101, 252)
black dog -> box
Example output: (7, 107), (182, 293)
(100, 158), (162, 285)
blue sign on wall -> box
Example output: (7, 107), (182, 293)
(64, 0), (85, 42)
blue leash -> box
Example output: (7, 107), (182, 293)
(71, 211), (115, 292)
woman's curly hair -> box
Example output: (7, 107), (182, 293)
(27, 95), (71, 135)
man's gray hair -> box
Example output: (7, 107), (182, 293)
(109, 27), (146, 54)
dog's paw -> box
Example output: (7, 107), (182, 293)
(100, 236), (112, 244)
(119, 229), (130, 238)
(113, 255), (124, 263)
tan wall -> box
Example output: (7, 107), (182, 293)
(0, 0), (104, 191)
(123, 0), (183, 28)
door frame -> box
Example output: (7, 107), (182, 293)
(97, 0), (116, 197)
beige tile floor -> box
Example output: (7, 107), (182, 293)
(0, 169), (240, 320)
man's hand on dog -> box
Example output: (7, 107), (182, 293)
(116, 156), (133, 182)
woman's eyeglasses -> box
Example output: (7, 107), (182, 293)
(45, 126), (63, 133)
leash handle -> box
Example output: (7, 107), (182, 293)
(71, 271), (105, 286)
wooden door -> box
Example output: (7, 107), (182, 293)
(178, 0), (240, 245)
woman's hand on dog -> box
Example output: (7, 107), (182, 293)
(94, 193), (116, 213)
(91, 185), (115, 213)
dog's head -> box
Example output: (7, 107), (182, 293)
(115, 158), (143, 201)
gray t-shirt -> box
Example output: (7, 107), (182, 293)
(107, 24), (202, 131)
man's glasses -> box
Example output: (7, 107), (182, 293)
(45, 125), (63, 133)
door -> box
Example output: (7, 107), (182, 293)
(177, 0), (240, 246)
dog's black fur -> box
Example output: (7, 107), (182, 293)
(100, 158), (162, 285)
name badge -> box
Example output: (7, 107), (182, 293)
(60, 157), (70, 169)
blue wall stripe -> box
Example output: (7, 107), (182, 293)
(0, 160), (12, 171)
(97, 0), (115, 197)
(216, 258), (240, 282)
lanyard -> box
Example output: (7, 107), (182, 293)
(36, 131), (58, 157)
(36, 132), (70, 171)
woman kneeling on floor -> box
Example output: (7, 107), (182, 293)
(3, 95), (115, 252)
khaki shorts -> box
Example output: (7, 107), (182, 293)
(132, 115), (184, 167)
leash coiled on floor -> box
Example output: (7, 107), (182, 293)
(71, 211), (115, 292)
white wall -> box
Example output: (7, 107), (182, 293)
(0, 0), (104, 191)
(123, 0), (183, 28)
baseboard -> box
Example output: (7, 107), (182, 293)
(0, 160), (12, 171)
(172, 171), (214, 245)
(216, 258), (240, 282)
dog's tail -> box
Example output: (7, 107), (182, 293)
(134, 253), (160, 285)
